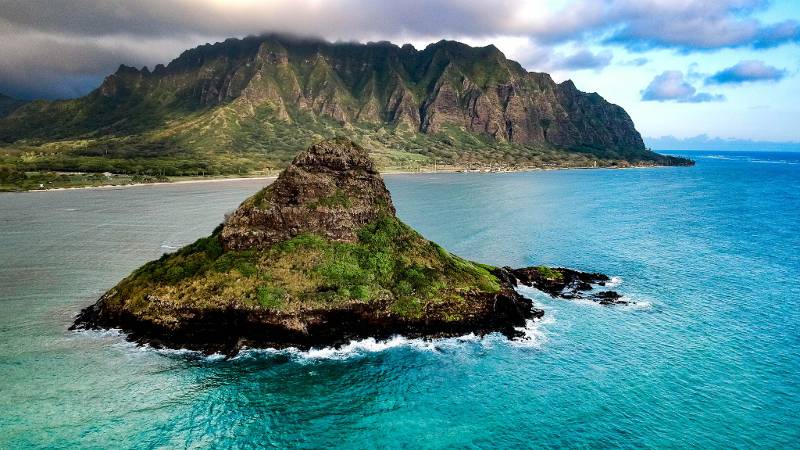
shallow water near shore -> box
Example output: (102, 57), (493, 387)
(1, 151), (799, 448)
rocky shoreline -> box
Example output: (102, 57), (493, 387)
(70, 264), (626, 356)
(507, 266), (628, 305)
(71, 270), (539, 356)
(69, 138), (629, 357)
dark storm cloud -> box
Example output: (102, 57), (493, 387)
(0, 0), (517, 99)
(0, 0), (513, 39)
(0, 17), (209, 99)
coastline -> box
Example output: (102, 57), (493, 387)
(22, 175), (278, 193)
(12, 163), (678, 193)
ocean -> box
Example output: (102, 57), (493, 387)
(1, 151), (798, 448)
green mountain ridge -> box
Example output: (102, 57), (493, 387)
(0, 34), (692, 181)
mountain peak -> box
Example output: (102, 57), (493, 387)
(291, 137), (378, 173)
(220, 138), (396, 251)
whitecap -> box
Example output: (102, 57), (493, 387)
(227, 322), (551, 362)
(238, 333), (480, 362)
(605, 276), (622, 288)
(514, 275), (654, 311)
(618, 294), (656, 311)
(624, 301), (653, 310)
(509, 316), (553, 348)
(68, 327), (126, 343)
(78, 327), (125, 338)
(299, 335), (425, 360)
(70, 306), (552, 362)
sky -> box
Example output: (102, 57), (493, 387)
(1, 0), (799, 144)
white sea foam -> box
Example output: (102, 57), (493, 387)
(619, 294), (656, 311)
(750, 158), (798, 165)
(625, 301), (653, 310)
(69, 327), (142, 353)
(72, 324), (548, 362)
(232, 324), (548, 362)
(571, 298), (603, 308)
(509, 316), (553, 348)
(294, 336), (431, 360)
(605, 276), (622, 288)
(514, 274), (654, 311)
(70, 292), (553, 362)
(701, 154), (799, 165)
(78, 327), (125, 338)
(69, 327), (127, 344)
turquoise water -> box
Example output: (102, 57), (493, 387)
(1, 151), (798, 448)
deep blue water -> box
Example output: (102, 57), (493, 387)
(1, 151), (798, 448)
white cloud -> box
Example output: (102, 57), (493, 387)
(641, 71), (725, 103)
(706, 60), (788, 84)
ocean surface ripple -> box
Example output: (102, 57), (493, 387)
(1, 150), (798, 448)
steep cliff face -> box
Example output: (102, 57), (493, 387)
(0, 34), (690, 171)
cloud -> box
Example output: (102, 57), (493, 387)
(620, 57), (649, 67)
(606, 1), (800, 51)
(0, 19), (203, 99)
(754, 20), (800, 48)
(685, 62), (708, 82)
(0, 0), (515, 40)
(522, 0), (800, 51)
(705, 60), (787, 85)
(507, 43), (614, 74)
(0, 0), (798, 99)
(642, 71), (725, 103)
(645, 134), (800, 151)
(0, 0), (522, 98)
(550, 48), (613, 70)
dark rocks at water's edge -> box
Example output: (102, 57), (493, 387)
(71, 265), (627, 356)
(69, 138), (630, 356)
(69, 138), (548, 356)
(70, 282), (543, 357)
(502, 266), (629, 305)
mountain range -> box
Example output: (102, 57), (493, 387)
(647, 135), (800, 152)
(0, 34), (691, 178)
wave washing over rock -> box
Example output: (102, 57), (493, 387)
(71, 138), (626, 356)
(73, 304), (554, 363)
